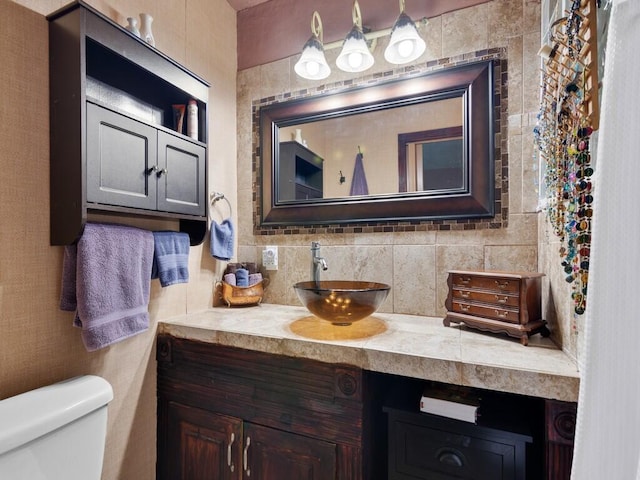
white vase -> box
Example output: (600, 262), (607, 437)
(139, 13), (155, 46)
(125, 17), (140, 37)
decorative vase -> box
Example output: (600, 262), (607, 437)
(139, 13), (155, 46)
(125, 17), (140, 37)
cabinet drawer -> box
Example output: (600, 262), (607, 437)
(452, 288), (519, 308)
(386, 408), (531, 480)
(451, 274), (520, 294)
(452, 300), (520, 323)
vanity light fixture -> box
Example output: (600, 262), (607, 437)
(384, 0), (427, 65)
(295, 0), (427, 80)
(336, 0), (375, 73)
(294, 11), (331, 80)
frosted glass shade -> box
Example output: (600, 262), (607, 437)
(384, 12), (426, 64)
(336, 25), (374, 73)
(294, 35), (331, 80)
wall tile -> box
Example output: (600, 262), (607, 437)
(393, 245), (437, 316)
(441, 4), (489, 57)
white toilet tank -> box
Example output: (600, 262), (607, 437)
(0, 375), (113, 480)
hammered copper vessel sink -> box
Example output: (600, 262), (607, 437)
(293, 280), (391, 326)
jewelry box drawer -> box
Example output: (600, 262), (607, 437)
(452, 288), (520, 308)
(451, 274), (520, 294)
(451, 300), (520, 324)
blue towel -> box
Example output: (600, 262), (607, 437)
(151, 231), (190, 287)
(210, 219), (235, 261)
(235, 268), (249, 287)
(59, 223), (154, 352)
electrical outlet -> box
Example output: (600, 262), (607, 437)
(262, 246), (278, 270)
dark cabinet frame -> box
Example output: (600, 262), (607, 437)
(48, 1), (209, 245)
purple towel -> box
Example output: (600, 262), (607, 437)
(349, 152), (369, 196)
(60, 223), (154, 352)
(151, 231), (190, 287)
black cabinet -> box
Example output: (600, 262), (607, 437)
(278, 141), (323, 201)
(385, 407), (532, 480)
(87, 104), (205, 216)
(48, 1), (209, 245)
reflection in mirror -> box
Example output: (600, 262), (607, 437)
(398, 126), (464, 193)
(256, 56), (505, 229)
(279, 96), (463, 199)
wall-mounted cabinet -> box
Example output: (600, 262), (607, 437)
(278, 141), (323, 201)
(48, 1), (209, 245)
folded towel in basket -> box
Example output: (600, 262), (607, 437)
(60, 223), (154, 352)
(151, 231), (190, 287)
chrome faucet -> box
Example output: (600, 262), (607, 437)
(310, 242), (328, 284)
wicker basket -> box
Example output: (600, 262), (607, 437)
(216, 279), (267, 307)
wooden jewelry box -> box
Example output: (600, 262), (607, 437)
(444, 270), (549, 345)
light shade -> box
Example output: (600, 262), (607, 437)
(294, 12), (331, 80)
(384, 11), (426, 64)
(336, 2), (374, 73)
(295, 36), (331, 80)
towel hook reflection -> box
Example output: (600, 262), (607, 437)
(209, 191), (233, 221)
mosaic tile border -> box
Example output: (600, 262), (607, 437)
(252, 48), (508, 236)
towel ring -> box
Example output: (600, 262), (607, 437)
(209, 192), (233, 221)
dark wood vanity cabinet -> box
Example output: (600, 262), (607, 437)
(156, 335), (371, 480)
(48, 1), (209, 245)
(157, 335), (575, 480)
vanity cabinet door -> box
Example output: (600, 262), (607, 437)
(164, 401), (242, 480)
(244, 422), (336, 480)
(86, 102), (158, 211)
(157, 131), (206, 216)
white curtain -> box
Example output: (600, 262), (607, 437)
(571, 1), (640, 478)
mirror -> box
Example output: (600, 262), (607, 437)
(258, 59), (498, 227)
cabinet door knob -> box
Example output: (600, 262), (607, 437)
(227, 432), (235, 472)
(243, 436), (251, 476)
(156, 168), (168, 177)
(147, 165), (158, 174)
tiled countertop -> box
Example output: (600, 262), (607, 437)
(159, 304), (580, 402)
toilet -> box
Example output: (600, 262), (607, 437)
(0, 375), (113, 479)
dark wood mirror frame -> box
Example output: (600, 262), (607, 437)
(258, 59), (498, 228)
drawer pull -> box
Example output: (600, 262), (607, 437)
(460, 277), (471, 285)
(437, 448), (464, 467)
(495, 295), (509, 304)
(243, 436), (251, 476)
(495, 310), (509, 318)
(227, 432), (235, 472)
(495, 280), (510, 290)
(459, 304), (470, 312)
(459, 291), (471, 299)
